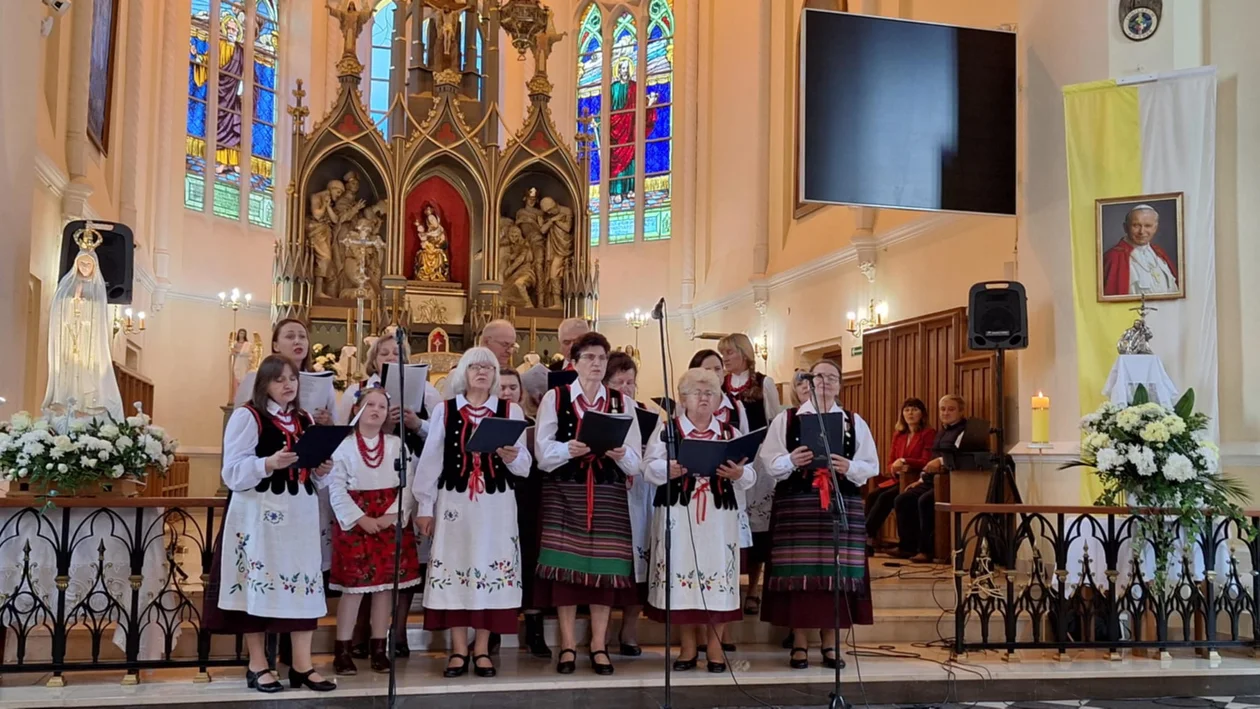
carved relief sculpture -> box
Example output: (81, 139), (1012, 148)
(540, 196), (574, 308)
(339, 200), (388, 299)
(529, 8), (566, 86)
(499, 216), (537, 308)
(413, 204), (452, 282)
(307, 178), (345, 298)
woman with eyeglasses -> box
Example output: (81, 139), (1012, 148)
(534, 332), (643, 676)
(758, 358), (879, 670)
(413, 348), (532, 679)
(644, 367), (755, 673)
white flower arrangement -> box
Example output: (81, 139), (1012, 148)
(310, 343), (351, 391)
(0, 402), (179, 495)
(1064, 385), (1251, 584)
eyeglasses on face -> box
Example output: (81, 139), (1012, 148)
(468, 363), (497, 373)
(577, 353), (608, 363)
(684, 390), (718, 399)
(812, 373), (841, 385)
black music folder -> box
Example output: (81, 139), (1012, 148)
(634, 407), (660, 442)
(547, 369), (578, 390)
(677, 427), (768, 478)
(291, 425), (353, 468)
(798, 412), (847, 467)
(577, 411), (634, 456)
(465, 418), (530, 454)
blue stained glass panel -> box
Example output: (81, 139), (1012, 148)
(254, 45), (276, 90)
(192, 0), (209, 15)
(643, 207), (671, 240)
(645, 140), (671, 174)
(647, 105), (671, 140)
(251, 121), (273, 159)
(188, 98), (207, 138)
(257, 0), (276, 20)
(589, 214), (600, 247)
(185, 174), (205, 211)
(370, 82), (389, 113)
(608, 211), (635, 243)
(253, 86), (274, 123)
(646, 78), (671, 104)
(589, 141), (601, 184)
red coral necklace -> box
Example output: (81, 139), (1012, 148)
(357, 431), (385, 468)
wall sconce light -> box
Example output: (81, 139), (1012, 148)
(846, 299), (889, 339)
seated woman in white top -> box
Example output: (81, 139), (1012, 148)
(643, 367), (756, 674)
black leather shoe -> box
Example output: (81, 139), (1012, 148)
(707, 660), (728, 673)
(473, 654), (497, 678)
(822, 647), (846, 670)
(789, 647), (809, 670)
(557, 648), (577, 674)
(443, 654), (469, 678)
(246, 669), (283, 693)
(590, 649), (615, 675)
(288, 667), (336, 691)
(672, 655), (698, 671)
(350, 642), (369, 659)
(525, 614), (553, 659)
(619, 642), (643, 657)
(488, 632), (501, 655)
(394, 638), (411, 658)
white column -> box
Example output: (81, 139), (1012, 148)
(0, 0), (41, 413)
(677, 0), (700, 337)
(119, 0), (146, 240)
(151, 0), (191, 312)
(750, 0), (771, 279)
(63, 0), (95, 217)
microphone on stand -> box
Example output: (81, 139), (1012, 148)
(386, 326), (409, 708)
(651, 297), (666, 321)
(652, 297), (676, 709)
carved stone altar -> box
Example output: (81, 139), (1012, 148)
(274, 0), (598, 364)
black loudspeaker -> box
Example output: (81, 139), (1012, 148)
(58, 220), (134, 305)
(967, 281), (1028, 350)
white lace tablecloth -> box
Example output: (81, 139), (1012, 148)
(0, 506), (177, 662)
(1103, 354), (1180, 407)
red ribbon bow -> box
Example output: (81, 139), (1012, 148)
(468, 455), (486, 502)
(812, 468), (833, 511)
(692, 478), (711, 524)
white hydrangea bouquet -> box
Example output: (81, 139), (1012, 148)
(310, 342), (351, 391)
(1064, 385), (1250, 582)
(0, 404), (179, 497)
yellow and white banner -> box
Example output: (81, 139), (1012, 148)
(1063, 68), (1218, 501)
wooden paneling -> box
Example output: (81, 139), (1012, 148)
(956, 354), (996, 426)
(112, 362), (154, 419)
(840, 371), (863, 414)
(141, 454), (190, 498)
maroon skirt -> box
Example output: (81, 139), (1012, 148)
(423, 608), (518, 635)
(760, 588), (873, 629)
(532, 577), (640, 608)
(644, 605), (742, 625)
(515, 467), (546, 610)
(201, 520), (318, 635)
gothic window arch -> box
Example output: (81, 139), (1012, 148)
(577, 0), (674, 246)
(186, 0), (280, 229)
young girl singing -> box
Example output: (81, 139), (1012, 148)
(328, 386), (422, 676)
(204, 355), (336, 694)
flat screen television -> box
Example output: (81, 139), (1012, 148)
(800, 10), (1016, 216)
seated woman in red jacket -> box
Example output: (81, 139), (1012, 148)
(864, 398), (933, 551)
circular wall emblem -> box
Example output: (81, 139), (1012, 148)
(1122, 7), (1159, 41)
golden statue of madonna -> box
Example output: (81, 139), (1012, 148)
(412, 204), (451, 282)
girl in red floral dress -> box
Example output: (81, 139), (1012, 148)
(327, 387), (422, 676)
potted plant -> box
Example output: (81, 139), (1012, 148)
(1063, 386), (1251, 585)
(0, 404), (179, 501)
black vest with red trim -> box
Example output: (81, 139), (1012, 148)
(724, 372), (769, 431)
(716, 397), (743, 434)
(436, 398), (515, 495)
(778, 407), (861, 498)
(547, 385), (628, 485)
(653, 417), (740, 511)
(243, 403), (317, 496)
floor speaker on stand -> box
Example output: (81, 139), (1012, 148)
(58, 220), (134, 305)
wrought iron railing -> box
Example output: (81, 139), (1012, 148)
(0, 498), (245, 685)
(944, 503), (1260, 659)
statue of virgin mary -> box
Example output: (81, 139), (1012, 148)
(43, 225), (124, 423)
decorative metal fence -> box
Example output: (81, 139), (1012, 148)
(0, 498), (246, 685)
(945, 503), (1260, 659)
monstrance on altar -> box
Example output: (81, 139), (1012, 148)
(274, 0), (599, 371)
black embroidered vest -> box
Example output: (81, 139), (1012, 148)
(725, 372), (769, 431)
(778, 407), (861, 498)
(653, 418), (739, 511)
(547, 386), (628, 485)
(244, 404), (316, 496)
(437, 398), (515, 495)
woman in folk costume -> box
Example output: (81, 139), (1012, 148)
(602, 350), (650, 657)
(758, 358), (880, 670)
(413, 347), (532, 679)
(644, 368), (756, 673)
(334, 330), (440, 659)
(718, 333), (780, 616)
(328, 386), (423, 676)
(534, 331), (643, 676)
(498, 369), (553, 659)
(204, 355), (336, 693)
(689, 349), (750, 653)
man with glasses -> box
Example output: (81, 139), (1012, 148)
(556, 318), (590, 369)
(479, 319), (518, 369)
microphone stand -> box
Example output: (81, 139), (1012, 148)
(386, 329), (409, 709)
(805, 376), (850, 709)
(652, 298), (675, 709)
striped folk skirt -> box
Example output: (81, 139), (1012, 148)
(534, 478), (637, 608)
(761, 490), (873, 629)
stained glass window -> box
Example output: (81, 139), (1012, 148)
(576, 4), (602, 246)
(576, 1), (674, 246)
(185, 0), (280, 229)
(369, 1), (395, 136)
